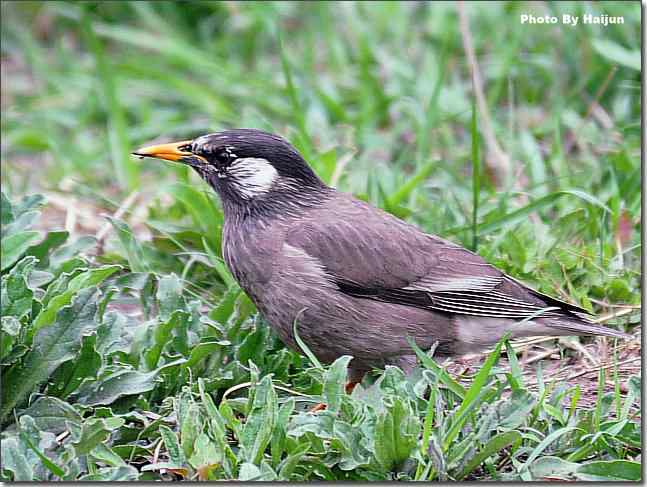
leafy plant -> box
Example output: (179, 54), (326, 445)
(1, 192), (639, 481)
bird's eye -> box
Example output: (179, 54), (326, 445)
(213, 146), (236, 166)
(215, 151), (230, 164)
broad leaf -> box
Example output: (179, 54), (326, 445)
(75, 358), (186, 406)
(374, 396), (420, 471)
(575, 460), (641, 481)
(188, 433), (222, 472)
(1, 316), (21, 362)
(529, 456), (579, 480)
(1, 436), (34, 481)
(26, 230), (69, 265)
(48, 236), (97, 275)
(30, 264), (121, 337)
(19, 396), (83, 434)
(107, 217), (149, 272)
(78, 466), (139, 481)
(238, 375), (277, 465)
(1, 287), (100, 423)
(322, 355), (352, 413)
(49, 332), (102, 398)
(1, 256), (37, 319)
(1, 231), (42, 271)
(72, 416), (125, 456)
(18, 416), (65, 479)
(156, 273), (184, 321)
(159, 424), (187, 469)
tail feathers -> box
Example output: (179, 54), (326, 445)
(542, 317), (632, 340)
(450, 315), (631, 356)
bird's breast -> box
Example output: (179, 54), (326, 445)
(221, 218), (284, 296)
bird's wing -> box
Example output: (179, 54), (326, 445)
(287, 193), (590, 320)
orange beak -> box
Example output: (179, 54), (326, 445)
(131, 140), (194, 162)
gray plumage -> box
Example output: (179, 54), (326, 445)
(135, 129), (630, 382)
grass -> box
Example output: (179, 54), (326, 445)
(0, 0), (641, 481)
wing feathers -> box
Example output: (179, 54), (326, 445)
(432, 294), (552, 317)
(436, 291), (541, 309)
(406, 274), (502, 293)
(289, 193), (596, 324)
(334, 276), (584, 322)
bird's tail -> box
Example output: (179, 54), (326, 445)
(541, 316), (632, 340)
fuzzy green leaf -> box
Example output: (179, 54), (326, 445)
(30, 265), (121, 337)
(1, 287), (99, 423)
(1, 256), (36, 320)
(529, 456), (579, 480)
(575, 460), (641, 481)
(19, 396), (83, 434)
(78, 466), (139, 481)
(374, 396), (420, 471)
(76, 358), (186, 406)
(0, 436), (34, 480)
(107, 217), (149, 272)
(592, 39), (640, 71)
(323, 355), (352, 413)
(159, 424), (187, 467)
(442, 337), (506, 450)
(156, 273), (184, 321)
(188, 433), (222, 472)
(239, 375), (277, 465)
(72, 416), (125, 456)
(49, 332), (102, 398)
(1, 231), (42, 271)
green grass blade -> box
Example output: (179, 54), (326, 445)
(442, 336), (507, 451)
(522, 426), (582, 472)
(408, 337), (465, 400)
(504, 340), (524, 389)
(458, 430), (521, 480)
(293, 309), (322, 370)
(470, 97), (481, 251)
(80, 12), (138, 190)
(278, 35), (312, 161)
(388, 161), (437, 207)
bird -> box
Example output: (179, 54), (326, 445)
(133, 128), (630, 399)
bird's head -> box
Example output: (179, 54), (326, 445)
(133, 129), (326, 213)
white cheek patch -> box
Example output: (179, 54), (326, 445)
(227, 157), (279, 199)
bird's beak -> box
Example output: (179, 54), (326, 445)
(131, 140), (194, 162)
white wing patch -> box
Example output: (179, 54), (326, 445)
(228, 157), (278, 199)
(406, 274), (502, 293)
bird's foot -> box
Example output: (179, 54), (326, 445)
(308, 381), (359, 413)
(344, 380), (359, 395)
(309, 402), (327, 413)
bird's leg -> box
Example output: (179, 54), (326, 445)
(345, 380), (359, 394)
(308, 380), (360, 413)
(308, 402), (327, 413)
